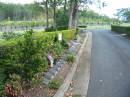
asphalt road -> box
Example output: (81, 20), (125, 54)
(87, 30), (130, 97)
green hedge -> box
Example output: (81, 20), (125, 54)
(45, 26), (68, 32)
(111, 25), (130, 36)
(78, 25), (87, 28)
(38, 29), (76, 41)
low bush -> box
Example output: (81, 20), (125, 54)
(45, 26), (56, 32)
(39, 29), (76, 41)
(111, 25), (130, 36)
(57, 26), (68, 31)
(2, 32), (22, 40)
(48, 80), (61, 89)
(61, 39), (69, 49)
(66, 53), (75, 63)
(45, 26), (68, 32)
(78, 25), (87, 28)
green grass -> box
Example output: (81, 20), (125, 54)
(72, 95), (82, 97)
(87, 25), (111, 30)
(120, 23), (130, 26)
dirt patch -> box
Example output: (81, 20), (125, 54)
(19, 85), (48, 97)
(48, 64), (71, 97)
(54, 64), (71, 82)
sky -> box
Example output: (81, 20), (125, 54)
(0, 0), (130, 18)
(91, 0), (130, 18)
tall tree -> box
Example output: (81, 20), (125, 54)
(68, 0), (105, 28)
(45, 0), (49, 28)
(116, 8), (130, 21)
(53, 0), (56, 28)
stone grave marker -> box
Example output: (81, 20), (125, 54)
(47, 53), (54, 68)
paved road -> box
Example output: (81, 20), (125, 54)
(87, 30), (130, 97)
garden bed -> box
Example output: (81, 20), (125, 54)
(0, 29), (78, 97)
(18, 31), (82, 97)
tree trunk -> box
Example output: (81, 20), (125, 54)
(45, 0), (49, 29)
(64, 0), (67, 12)
(53, 0), (56, 28)
(68, 0), (78, 29)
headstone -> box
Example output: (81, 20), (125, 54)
(58, 33), (62, 41)
(47, 54), (54, 68)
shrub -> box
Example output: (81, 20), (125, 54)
(16, 30), (49, 82)
(66, 53), (75, 63)
(45, 26), (56, 32)
(111, 25), (130, 36)
(52, 42), (63, 59)
(39, 29), (76, 41)
(0, 30), (50, 95)
(5, 74), (22, 97)
(57, 26), (68, 31)
(78, 25), (87, 28)
(45, 26), (68, 32)
(61, 29), (76, 41)
(61, 39), (69, 49)
(48, 80), (61, 89)
(2, 32), (17, 40)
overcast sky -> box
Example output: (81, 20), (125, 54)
(91, 0), (130, 18)
(0, 0), (130, 18)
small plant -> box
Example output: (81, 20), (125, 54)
(5, 74), (22, 97)
(45, 26), (56, 32)
(2, 32), (16, 40)
(61, 39), (69, 49)
(72, 95), (82, 97)
(48, 80), (61, 89)
(66, 53), (75, 63)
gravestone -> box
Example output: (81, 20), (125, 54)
(47, 54), (54, 68)
(58, 33), (62, 41)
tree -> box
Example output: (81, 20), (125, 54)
(45, 0), (49, 28)
(116, 8), (130, 21)
(68, 0), (106, 28)
(40, 0), (49, 28)
(0, 2), (44, 21)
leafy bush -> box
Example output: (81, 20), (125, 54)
(61, 29), (76, 41)
(66, 53), (75, 63)
(0, 30), (51, 95)
(61, 39), (69, 49)
(78, 25), (87, 28)
(48, 80), (61, 89)
(40, 29), (76, 41)
(57, 26), (68, 31)
(2, 32), (17, 40)
(45, 26), (56, 32)
(45, 26), (68, 32)
(111, 25), (130, 36)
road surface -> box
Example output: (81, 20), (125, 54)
(87, 30), (130, 97)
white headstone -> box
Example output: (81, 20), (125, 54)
(47, 54), (54, 68)
(58, 33), (62, 41)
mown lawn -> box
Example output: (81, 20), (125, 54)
(87, 25), (111, 30)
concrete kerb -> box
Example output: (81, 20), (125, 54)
(72, 31), (92, 97)
(53, 32), (89, 97)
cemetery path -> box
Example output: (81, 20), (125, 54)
(87, 30), (130, 97)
